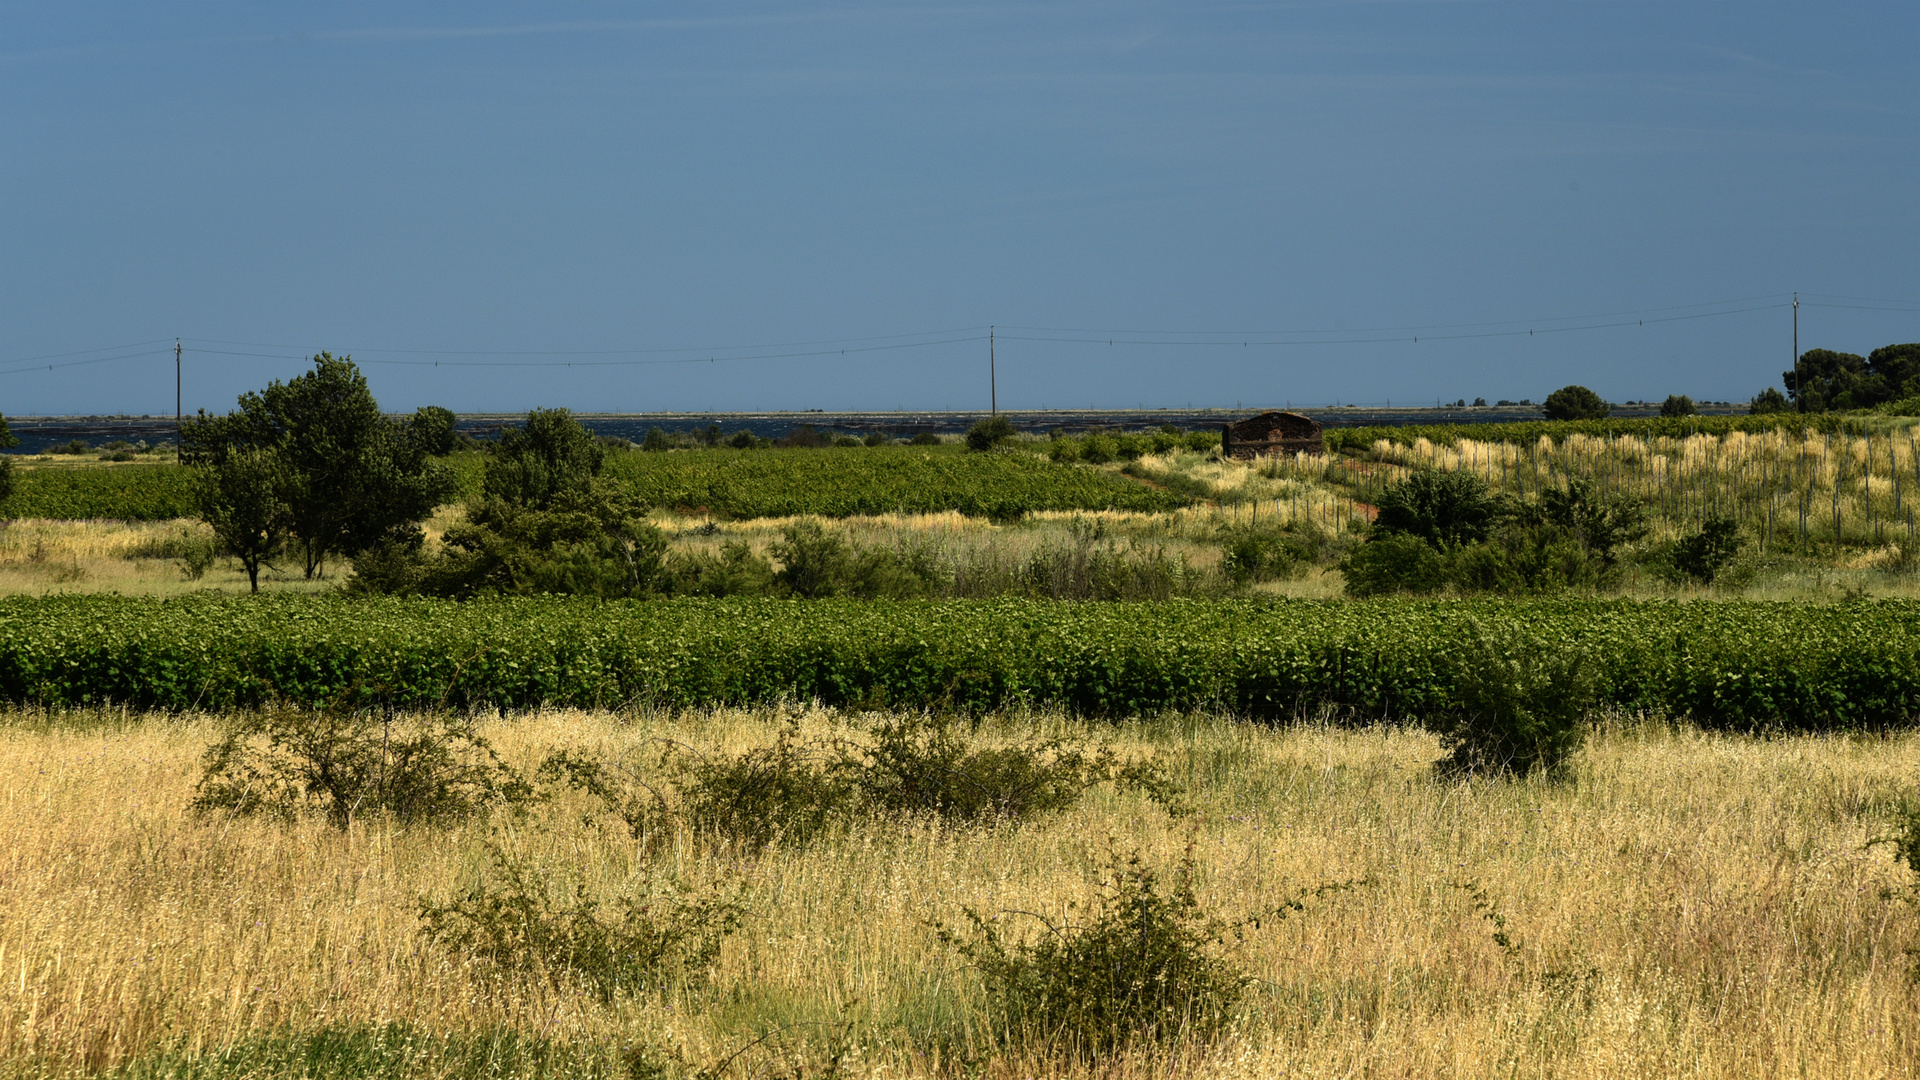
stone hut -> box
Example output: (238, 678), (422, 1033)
(1220, 411), (1323, 459)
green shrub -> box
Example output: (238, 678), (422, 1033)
(770, 520), (853, 598)
(1449, 525), (1600, 595)
(1373, 470), (1505, 548)
(965, 416), (1018, 451)
(1870, 796), (1920, 877)
(671, 718), (857, 849)
(1671, 515), (1744, 584)
(936, 846), (1254, 1054)
(661, 539), (777, 597)
(418, 841), (742, 1002)
(909, 432), (941, 447)
(1433, 628), (1594, 778)
(191, 707), (534, 830)
(1341, 532), (1447, 596)
(1218, 526), (1313, 585)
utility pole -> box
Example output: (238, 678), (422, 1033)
(175, 338), (182, 447)
(1792, 293), (1800, 412)
(989, 326), (997, 416)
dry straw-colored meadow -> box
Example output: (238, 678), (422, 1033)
(2, 706), (1918, 1077)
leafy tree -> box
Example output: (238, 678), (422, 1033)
(354, 408), (667, 599)
(481, 407), (605, 510)
(1749, 387), (1791, 415)
(0, 413), (17, 511)
(1658, 394), (1697, 417)
(965, 415), (1017, 451)
(195, 448), (292, 593)
(1373, 470), (1505, 549)
(641, 427), (673, 452)
(1783, 349), (1873, 411)
(1541, 385), (1610, 421)
(406, 406), (460, 456)
(1866, 343), (1920, 408)
(182, 354), (455, 579)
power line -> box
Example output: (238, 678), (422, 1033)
(995, 293), (1793, 338)
(185, 334), (990, 368)
(997, 302), (1782, 348)
(180, 326), (991, 357)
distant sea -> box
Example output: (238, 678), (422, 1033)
(4, 404), (1752, 456)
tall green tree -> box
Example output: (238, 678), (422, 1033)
(1783, 348), (1872, 411)
(182, 353), (456, 578)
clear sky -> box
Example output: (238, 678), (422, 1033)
(3, 2), (1916, 417)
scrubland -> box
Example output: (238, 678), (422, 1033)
(2, 706), (1918, 1077)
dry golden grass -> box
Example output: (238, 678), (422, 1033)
(0, 520), (330, 597)
(1, 707), (1917, 1077)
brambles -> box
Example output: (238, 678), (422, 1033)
(191, 706), (534, 829)
(1434, 627), (1595, 778)
(1341, 532), (1449, 596)
(418, 840), (742, 1002)
(935, 845), (1256, 1054)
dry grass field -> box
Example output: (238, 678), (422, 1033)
(2, 706), (1917, 1077)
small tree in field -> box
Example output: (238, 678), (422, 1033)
(196, 448), (291, 592)
(183, 354), (455, 579)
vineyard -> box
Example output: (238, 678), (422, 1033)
(8, 463), (196, 521)
(597, 446), (1188, 518)
(2, 593), (1913, 729)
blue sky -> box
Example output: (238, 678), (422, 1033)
(3, 2), (1916, 416)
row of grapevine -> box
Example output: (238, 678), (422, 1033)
(8, 465), (197, 521)
(1320, 412), (1861, 453)
(1, 595), (1913, 729)
(598, 447), (1188, 518)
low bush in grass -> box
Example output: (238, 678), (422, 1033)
(1433, 626), (1596, 779)
(935, 845), (1356, 1055)
(418, 840), (743, 1003)
(191, 706), (534, 830)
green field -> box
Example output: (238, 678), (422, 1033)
(3, 593), (1912, 729)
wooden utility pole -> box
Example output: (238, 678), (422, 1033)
(989, 326), (997, 416)
(1793, 293), (1800, 412)
(175, 338), (182, 447)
